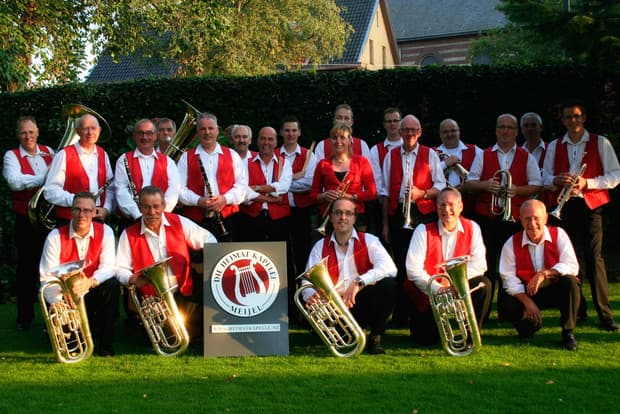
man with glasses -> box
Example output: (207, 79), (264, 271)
(303, 197), (397, 354)
(40, 192), (119, 356)
(542, 101), (620, 331)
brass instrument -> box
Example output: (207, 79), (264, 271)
(437, 151), (469, 181)
(316, 179), (351, 236)
(196, 155), (229, 237)
(128, 257), (190, 357)
(123, 156), (140, 206)
(28, 104), (112, 230)
(402, 156), (414, 230)
(294, 258), (366, 357)
(427, 255), (483, 356)
(549, 163), (587, 220)
(163, 100), (202, 162)
(490, 169), (515, 222)
(39, 259), (94, 363)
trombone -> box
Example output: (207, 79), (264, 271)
(490, 169), (515, 222)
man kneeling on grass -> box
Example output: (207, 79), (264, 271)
(499, 199), (580, 350)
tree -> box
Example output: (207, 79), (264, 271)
(0, 0), (350, 91)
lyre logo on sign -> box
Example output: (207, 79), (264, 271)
(211, 249), (279, 317)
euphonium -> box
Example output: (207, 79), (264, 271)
(39, 259), (94, 363)
(427, 255), (483, 356)
(549, 163), (587, 220)
(128, 257), (190, 357)
(163, 100), (202, 162)
(490, 169), (515, 222)
(28, 104), (112, 230)
(294, 257), (366, 357)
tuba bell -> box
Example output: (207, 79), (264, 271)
(28, 104), (112, 230)
(128, 257), (190, 357)
(39, 259), (94, 363)
(294, 257), (366, 357)
(163, 100), (202, 162)
(427, 255), (483, 356)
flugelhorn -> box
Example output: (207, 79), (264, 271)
(294, 257), (366, 357)
(39, 259), (94, 363)
(549, 163), (587, 220)
(163, 100), (202, 162)
(316, 179), (351, 236)
(427, 255), (483, 356)
(490, 169), (515, 222)
(128, 257), (190, 357)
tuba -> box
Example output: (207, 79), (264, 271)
(427, 255), (483, 356)
(490, 169), (515, 222)
(39, 259), (94, 363)
(294, 257), (366, 357)
(549, 163), (587, 220)
(28, 104), (112, 230)
(128, 257), (190, 357)
(163, 100), (202, 162)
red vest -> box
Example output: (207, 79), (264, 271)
(58, 222), (104, 278)
(240, 155), (291, 219)
(474, 147), (529, 220)
(125, 213), (191, 297)
(10, 145), (52, 215)
(387, 145), (435, 216)
(182, 147), (239, 222)
(553, 134), (610, 210)
(376, 142), (391, 168)
(512, 226), (560, 284)
(403, 218), (474, 312)
(321, 137), (364, 159)
(56, 145), (108, 220)
(321, 232), (372, 284)
(124, 151), (170, 193)
(277, 146), (313, 208)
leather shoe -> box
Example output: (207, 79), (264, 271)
(601, 319), (620, 332)
(367, 335), (385, 355)
(562, 332), (578, 351)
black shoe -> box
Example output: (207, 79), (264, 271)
(98, 347), (115, 357)
(367, 335), (385, 355)
(601, 319), (620, 332)
(562, 332), (578, 351)
(516, 320), (541, 342)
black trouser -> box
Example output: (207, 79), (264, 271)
(288, 206), (312, 323)
(199, 214), (235, 242)
(85, 278), (120, 351)
(501, 276), (580, 334)
(350, 278), (397, 336)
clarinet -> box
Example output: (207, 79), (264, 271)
(196, 155), (229, 236)
(123, 156), (140, 205)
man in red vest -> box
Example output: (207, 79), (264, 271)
(520, 112), (547, 169)
(40, 192), (119, 356)
(178, 112), (247, 241)
(304, 197), (397, 354)
(499, 200), (580, 350)
(3, 116), (53, 330)
(313, 104), (371, 161)
(117, 186), (217, 342)
(231, 124), (256, 169)
(114, 119), (180, 223)
(155, 117), (176, 154)
(542, 100), (620, 332)
(405, 187), (491, 345)
(43, 114), (114, 225)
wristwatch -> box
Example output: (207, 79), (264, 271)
(354, 277), (365, 288)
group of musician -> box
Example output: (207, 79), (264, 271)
(3, 99), (619, 358)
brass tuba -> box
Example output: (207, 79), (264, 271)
(294, 257), (366, 357)
(128, 257), (190, 357)
(163, 100), (202, 162)
(490, 169), (515, 222)
(39, 259), (94, 363)
(28, 104), (112, 230)
(427, 255), (483, 356)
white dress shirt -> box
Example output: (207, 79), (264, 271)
(279, 144), (317, 207)
(406, 219), (487, 294)
(114, 150), (180, 220)
(522, 139), (546, 167)
(3, 145), (53, 191)
(39, 222), (116, 304)
(499, 226), (579, 296)
(368, 138), (403, 194)
(244, 153), (293, 208)
(467, 143), (542, 185)
(436, 141), (482, 187)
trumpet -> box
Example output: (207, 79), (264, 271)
(490, 169), (515, 222)
(427, 255), (483, 356)
(39, 259), (94, 363)
(316, 179), (351, 236)
(402, 156), (414, 230)
(294, 258), (366, 357)
(549, 163), (587, 220)
(128, 257), (190, 357)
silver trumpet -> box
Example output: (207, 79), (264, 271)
(490, 169), (515, 222)
(128, 257), (190, 357)
(402, 156), (414, 230)
(316, 180), (351, 236)
(294, 258), (366, 357)
(427, 255), (483, 356)
(39, 259), (94, 363)
(549, 163), (587, 220)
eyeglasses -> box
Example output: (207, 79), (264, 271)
(134, 130), (155, 137)
(331, 209), (355, 217)
(71, 207), (95, 215)
(496, 125), (517, 130)
(401, 127), (421, 133)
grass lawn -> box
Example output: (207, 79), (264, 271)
(1, 283), (619, 414)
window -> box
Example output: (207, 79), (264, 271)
(420, 54), (440, 66)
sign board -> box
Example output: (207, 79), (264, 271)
(203, 242), (289, 357)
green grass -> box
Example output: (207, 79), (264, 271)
(1, 284), (619, 414)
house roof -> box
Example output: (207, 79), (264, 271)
(388, 0), (507, 41)
(86, 53), (177, 84)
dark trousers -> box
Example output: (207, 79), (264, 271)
(350, 278), (397, 336)
(85, 278), (120, 350)
(501, 276), (580, 334)
(410, 275), (492, 345)
(288, 206), (312, 323)
(14, 213), (48, 325)
(199, 214), (234, 242)
(552, 198), (613, 322)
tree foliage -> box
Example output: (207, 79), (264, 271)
(0, 0), (350, 91)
